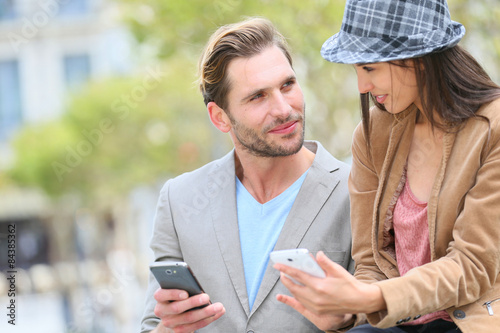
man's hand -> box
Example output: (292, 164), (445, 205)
(152, 289), (225, 333)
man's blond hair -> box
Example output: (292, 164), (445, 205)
(198, 17), (292, 110)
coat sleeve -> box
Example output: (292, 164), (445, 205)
(140, 180), (183, 333)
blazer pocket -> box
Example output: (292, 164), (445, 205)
(310, 250), (347, 265)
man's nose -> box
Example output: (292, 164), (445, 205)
(270, 92), (292, 117)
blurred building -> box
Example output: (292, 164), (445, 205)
(0, 0), (132, 140)
(0, 0), (134, 233)
(0, 1), (147, 332)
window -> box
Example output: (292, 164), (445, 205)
(58, 0), (89, 17)
(64, 54), (91, 90)
(0, 0), (16, 21)
(0, 60), (22, 140)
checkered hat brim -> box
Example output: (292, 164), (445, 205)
(321, 0), (465, 64)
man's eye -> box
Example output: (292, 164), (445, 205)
(250, 93), (263, 101)
(363, 66), (374, 72)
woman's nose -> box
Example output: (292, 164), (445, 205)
(357, 76), (374, 94)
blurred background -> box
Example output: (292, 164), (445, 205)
(0, 0), (498, 332)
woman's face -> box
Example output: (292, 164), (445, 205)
(354, 61), (422, 114)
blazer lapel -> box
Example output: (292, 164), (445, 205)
(209, 151), (251, 316)
(251, 142), (342, 313)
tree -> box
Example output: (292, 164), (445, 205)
(119, 0), (357, 158)
(8, 0), (500, 202)
(10, 62), (214, 201)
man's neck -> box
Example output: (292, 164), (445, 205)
(234, 145), (315, 204)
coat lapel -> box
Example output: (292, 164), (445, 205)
(208, 151), (251, 316)
(428, 131), (455, 259)
(250, 142), (342, 313)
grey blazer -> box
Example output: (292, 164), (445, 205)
(140, 141), (353, 332)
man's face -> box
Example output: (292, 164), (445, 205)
(224, 45), (306, 158)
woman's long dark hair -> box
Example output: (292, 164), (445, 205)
(361, 45), (500, 147)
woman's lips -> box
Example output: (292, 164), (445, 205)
(375, 94), (387, 104)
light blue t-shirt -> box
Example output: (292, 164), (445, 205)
(236, 170), (308, 310)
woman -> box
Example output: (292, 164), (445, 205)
(273, 0), (500, 332)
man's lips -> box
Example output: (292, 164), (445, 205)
(269, 121), (298, 134)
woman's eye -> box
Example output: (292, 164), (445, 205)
(363, 66), (374, 72)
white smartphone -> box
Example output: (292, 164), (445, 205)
(270, 248), (326, 278)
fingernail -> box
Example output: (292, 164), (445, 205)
(200, 294), (209, 304)
(180, 291), (188, 299)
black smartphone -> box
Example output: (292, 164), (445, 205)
(150, 261), (206, 297)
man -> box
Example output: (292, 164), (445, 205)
(141, 17), (353, 332)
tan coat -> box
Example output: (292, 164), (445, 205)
(349, 99), (500, 332)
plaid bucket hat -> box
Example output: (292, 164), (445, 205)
(321, 0), (466, 64)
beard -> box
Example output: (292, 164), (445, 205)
(228, 106), (306, 158)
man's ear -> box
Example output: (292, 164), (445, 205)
(207, 101), (231, 133)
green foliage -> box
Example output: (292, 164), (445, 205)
(10, 60), (215, 200)
(448, 0), (500, 82)
(120, 0), (345, 58)
(8, 0), (500, 203)
(120, 0), (358, 158)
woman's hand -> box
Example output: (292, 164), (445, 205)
(274, 251), (386, 328)
(276, 292), (354, 331)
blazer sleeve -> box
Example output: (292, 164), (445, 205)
(140, 180), (183, 333)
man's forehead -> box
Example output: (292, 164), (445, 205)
(227, 46), (294, 92)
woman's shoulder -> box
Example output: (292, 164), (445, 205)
(464, 98), (500, 148)
(477, 97), (500, 119)
(474, 97), (500, 134)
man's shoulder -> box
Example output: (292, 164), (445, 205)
(306, 140), (350, 176)
(163, 150), (235, 191)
